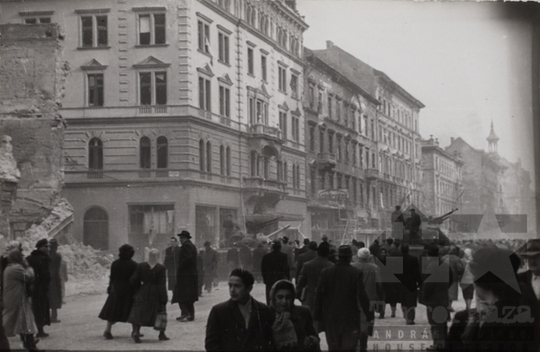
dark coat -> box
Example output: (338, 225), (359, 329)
(226, 248), (239, 265)
(448, 309), (536, 351)
(48, 251), (63, 309)
(26, 250), (51, 327)
(99, 258), (138, 323)
(517, 270), (540, 351)
(127, 262), (168, 327)
(172, 239), (199, 304)
(163, 246), (181, 291)
(252, 247), (268, 275)
(197, 252), (205, 287)
(271, 305), (319, 351)
(296, 256), (333, 312)
(295, 246), (308, 262)
(313, 261), (374, 332)
(203, 247), (218, 276)
(395, 253), (421, 307)
(261, 251), (290, 287)
(205, 297), (274, 351)
(295, 251), (317, 282)
(419, 256), (452, 307)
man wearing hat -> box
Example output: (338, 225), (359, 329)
(261, 240), (289, 305)
(314, 245), (374, 351)
(517, 238), (540, 351)
(171, 231), (198, 322)
(27, 238), (52, 338)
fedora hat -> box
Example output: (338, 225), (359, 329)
(338, 245), (353, 257)
(519, 239), (540, 257)
(177, 230), (191, 239)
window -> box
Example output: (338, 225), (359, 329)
(328, 96), (332, 118)
(292, 116), (299, 142)
(245, 2), (256, 26)
(336, 100), (341, 122)
(250, 151), (258, 176)
(81, 15), (108, 47)
(277, 26), (287, 48)
(24, 17), (51, 24)
(319, 129), (325, 154)
(226, 147), (231, 176)
(259, 12), (269, 35)
(140, 137), (151, 169)
(219, 86), (230, 118)
(309, 124), (315, 152)
(290, 74), (298, 98)
(247, 48), (254, 75)
(199, 140), (205, 171)
(220, 145), (226, 175)
(328, 132), (334, 154)
(88, 138), (103, 170)
(290, 36), (300, 57)
(352, 143), (357, 166)
(157, 136), (168, 169)
(261, 55), (267, 81)
(87, 73), (104, 107)
(217, 0), (231, 11)
(283, 162), (288, 184)
(199, 77), (211, 111)
(206, 141), (212, 173)
(278, 66), (287, 92)
(310, 167), (317, 195)
(198, 20), (210, 53)
(336, 135), (342, 161)
(218, 32), (229, 64)
(309, 85), (315, 108)
(256, 100), (268, 124)
(343, 103), (349, 127)
(345, 140), (349, 164)
(138, 13), (165, 45)
(139, 72), (167, 105)
(279, 111), (287, 140)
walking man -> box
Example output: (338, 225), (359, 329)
(314, 245), (374, 351)
(205, 269), (274, 350)
(48, 239), (63, 323)
(397, 244), (421, 325)
(261, 240), (289, 305)
(27, 238), (51, 338)
(163, 237), (181, 293)
(172, 231), (198, 322)
(405, 208), (422, 243)
(202, 241), (218, 293)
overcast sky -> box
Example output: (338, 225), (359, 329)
(297, 0), (534, 181)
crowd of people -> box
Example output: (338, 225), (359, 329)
(0, 229), (539, 351)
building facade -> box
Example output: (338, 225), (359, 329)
(420, 136), (463, 229)
(374, 70), (424, 228)
(0, 0), (309, 254)
(303, 41), (380, 243)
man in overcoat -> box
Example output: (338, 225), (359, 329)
(261, 240), (289, 305)
(172, 231), (198, 322)
(405, 208), (422, 243)
(517, 239), (540, 351)
(395, 244), (421, 325)
(27, 238), (51, 338)
(314, 245), (374, 351)
(48, 239), (63, 323)
(296, 242), (333, 327)
(163, 237), (181, 292)
(205, 269), (274, 351)
(295, 241), (318, 282)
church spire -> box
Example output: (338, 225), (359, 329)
(487, 120), (499, 153)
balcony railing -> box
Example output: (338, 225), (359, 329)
(243, 177), (286, 192)
(138, 105), (168, 115)
(365, 168), (380, 180)
(249, 124), (282, 140)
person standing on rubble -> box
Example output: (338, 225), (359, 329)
(172, 231), (198, 322)
(48, 239), (63, 323)
(26, 238), (51, 338)
(99, 244), (138, 340)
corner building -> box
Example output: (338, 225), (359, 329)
(0, 0), (308, 255)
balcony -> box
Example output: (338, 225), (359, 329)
(317, 152), (336, 171)
(365, 168), (380, 180)
(243, 176), (287, 206)
(248, 124), (284, 154)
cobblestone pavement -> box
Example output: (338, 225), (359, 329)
(7, 277), (467, 351)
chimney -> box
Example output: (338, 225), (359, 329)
(326, 40), (334, 49)
(450, 137), (455, 143)
(435, 138), (439, 146)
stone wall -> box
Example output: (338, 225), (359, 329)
(0, 23), (69, 238)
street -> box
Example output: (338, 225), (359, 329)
(7, 277), (467, 351)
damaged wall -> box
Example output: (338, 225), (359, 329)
(0, 23), (69, 237)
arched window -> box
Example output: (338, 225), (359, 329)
(83, 207), (109, 250)
(206, 141), (212, 173)
(292, 164), (296, 189)
(220, 145), (225, 175)
(226, 147), (231, 176)
(283, 162), (288, 184)
(140, 137), (151, 169)
(88, 138), (103, 170)
(250, 151), (258, 176)
(199, 139), (205, 172)
(157, 136), (168, 169)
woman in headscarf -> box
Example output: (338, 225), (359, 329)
(270, 280), (319, 351)
(459, 248), (474, 312)
(3, 248), (40, 350)
(448, 247), (535, 351)
(127, 248), (168, 343)
(99, 244), (138, 339)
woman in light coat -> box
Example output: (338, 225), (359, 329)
(3, 249), (40, 350)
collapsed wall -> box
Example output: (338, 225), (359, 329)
(0, 24), (110, 293)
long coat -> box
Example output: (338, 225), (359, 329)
(26, 250), (51, 327)
(296, 256), (333, 312)
(127, 262), (168, 327)
(395, 253), (421, 307)
(295, 250), (317, 282)
(261, 251), (290, 287)
(163, 246), (181, 291)
(205, 297), (274, 351)
(98, 258), (138, 323)
(313, 261), (374, 333)
(3, 263), (36, 336)
(442, 253), (464, 301)
(202, 247), (218, 280)
(48, 251), (63, 309)
(172, 239), (198, 304)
